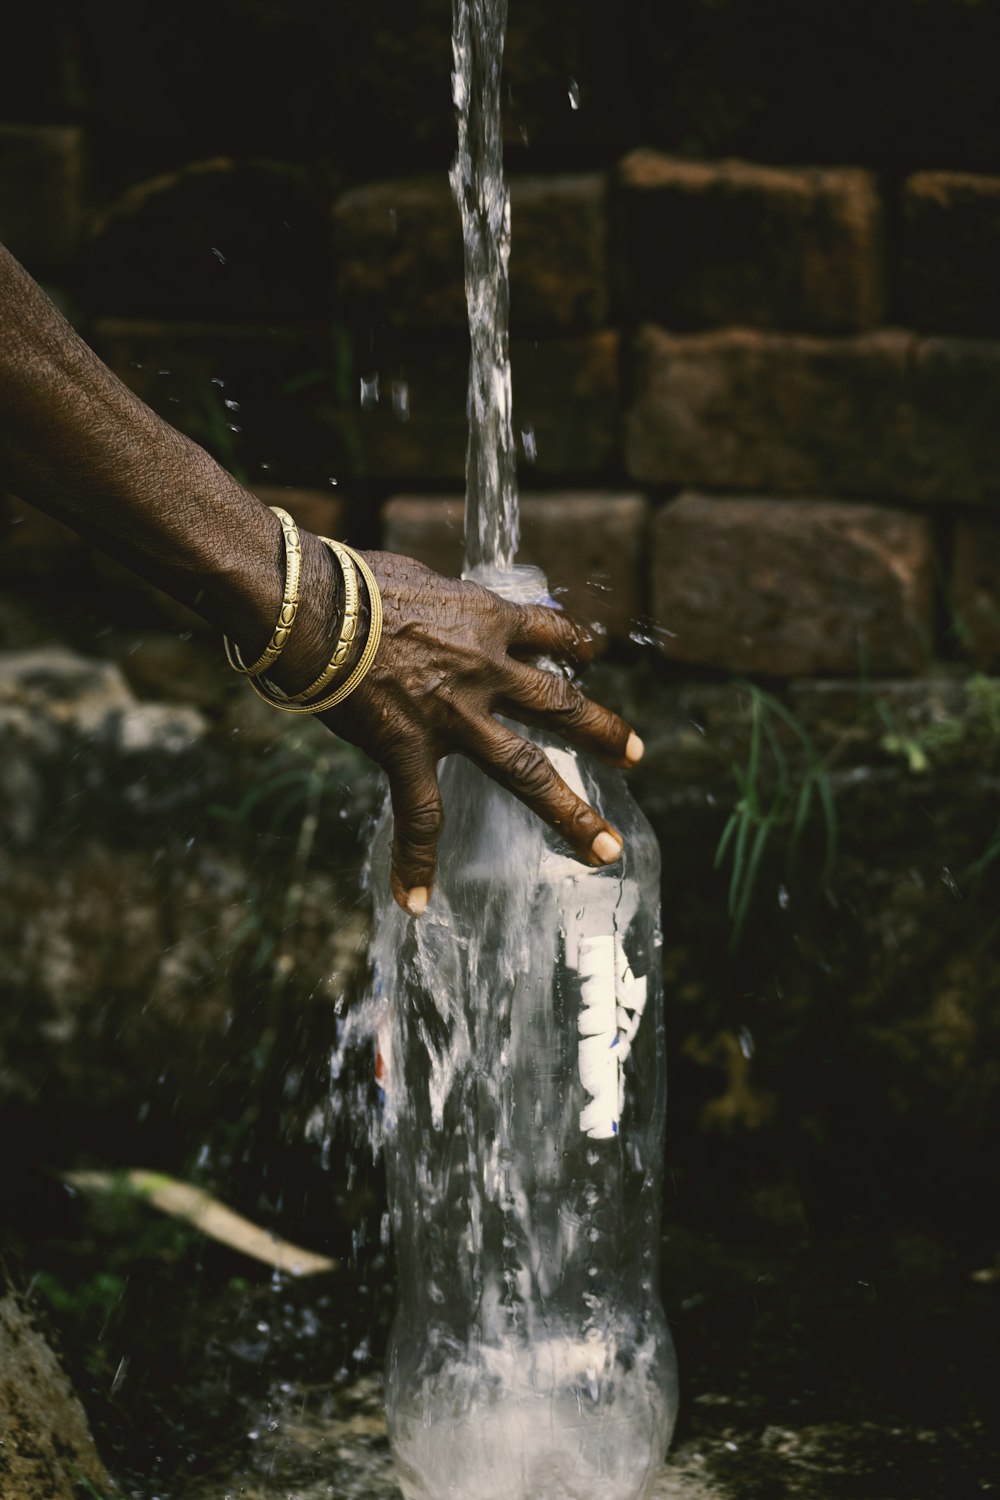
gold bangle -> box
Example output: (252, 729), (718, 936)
(223, 506), (302, 676)
(245, 545), (383, 715)
(282, 538), (360, 702)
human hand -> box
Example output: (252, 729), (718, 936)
(317, 551), (643, 914)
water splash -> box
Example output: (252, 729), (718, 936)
(450, 0), (519, 574)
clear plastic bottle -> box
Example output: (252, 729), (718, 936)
(369, 566), (677, 1500)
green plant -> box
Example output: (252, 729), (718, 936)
(70, 1470), (112, 1500)
(714, 683), (838, 949)
(877, 673), (1000, 774)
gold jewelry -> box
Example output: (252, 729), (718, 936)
(282, 538), (360, 702)
(223, 506), (302, 676)
(246, 544), (383, 715)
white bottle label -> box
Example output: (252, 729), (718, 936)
(576, 934), (647, 1140)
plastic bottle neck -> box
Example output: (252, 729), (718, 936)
(462, 562), (554, 608)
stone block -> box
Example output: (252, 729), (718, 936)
(952, 515), (1000, 668)
(616, 152), (884, 333)
(626, 325), (1000, 505)
(382, 492), (647, 636)
(85, 158), (330, 320)
(0, 124), (83, 274)
(902, 171), (1000, 338)
(334, 173), (608, 331)
(337, 332), (620, 483)
(908, 339), (1000, 505)
(650, 494), (934, 676)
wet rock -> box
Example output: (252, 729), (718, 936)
(0, 1251), (111, 1500)
(381, 492), (647, 637)
(616, 153), (884, 333)
(650, 493), (934, 676)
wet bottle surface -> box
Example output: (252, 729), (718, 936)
(369, 569), (678, 1500)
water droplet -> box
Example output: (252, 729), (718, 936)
(227, 423), (241, 434)
(568, 77), (581, 110)
(210, 376), (225, 387)
(110, 1356), (128, 1394)
(941, 866), (961, 899)
(223, 398), (241, 412)
(738, 1026), (755, 1060)
(628, 617), (678, 647)
(211, 246), (226, 264)
(778, 883), (790, 909)
(520, 425), (537, 462)
(360, 373), (380, 408)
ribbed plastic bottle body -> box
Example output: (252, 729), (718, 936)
(369, 570), (677, 1500)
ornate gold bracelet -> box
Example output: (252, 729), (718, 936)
(245, 543), (383, 715)
(281, 538), (360, 702)
(223, 506), (302, 676)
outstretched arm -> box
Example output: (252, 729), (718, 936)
(0, 244), (642, 911)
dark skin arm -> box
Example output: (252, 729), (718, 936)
(0, 244), (642, 912)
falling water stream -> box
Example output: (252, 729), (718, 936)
(449, 0), (519, 575)
(332, 3), (676, 1497)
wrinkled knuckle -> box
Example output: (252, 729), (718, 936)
(505, 742), (553, 799)
(402, 797), (444, 846)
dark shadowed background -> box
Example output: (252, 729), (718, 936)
(1, 3), (998, 1497)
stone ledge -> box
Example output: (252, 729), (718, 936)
(616, 152), (884, 333)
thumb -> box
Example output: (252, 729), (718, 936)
(384, 747), (445, 916)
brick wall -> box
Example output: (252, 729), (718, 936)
(2, 1), (999, 676)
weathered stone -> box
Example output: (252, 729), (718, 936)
(0, 1253), (110, 1500)
(616, 152), (884, 332)
(337, 332), (620, 482)
(908, 338), (1000, 505)
(334, 173), (608, 331)
(901, 170), (1000, 337)
(382, 492), (647, 635)
(650, 494), (934, 676)
(626, 325), (1000, 504)
(86, 158), (330, 320)
(952, 515), (1000, 668)
(0, 125), (83, 274)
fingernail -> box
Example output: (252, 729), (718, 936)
(592, 831), (623, 865)
(405, 886), (429, 916)
(625, 732), (644, 765)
